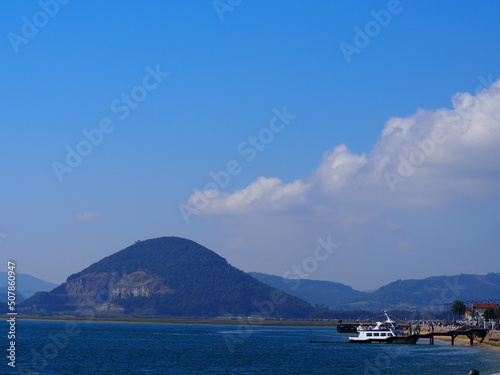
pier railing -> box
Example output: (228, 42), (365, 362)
(336, 322), (489, 346)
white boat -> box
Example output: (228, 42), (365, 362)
(348, 312), (419, 344)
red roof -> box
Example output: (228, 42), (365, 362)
(472, 303), (497, 309)
(465, 307), (473, 311)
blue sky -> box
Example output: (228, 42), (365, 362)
(2, 1), (500, 290)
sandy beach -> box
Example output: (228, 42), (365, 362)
(418, 327), (500, 350)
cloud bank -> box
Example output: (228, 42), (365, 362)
(184, 79), (500, 290)
(188, 79), (500, 214)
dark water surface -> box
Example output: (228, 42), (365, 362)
(6, 320), (500, 374)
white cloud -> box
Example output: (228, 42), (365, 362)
(315, 144), (368, 193)
(185, 79), (500, 289)
(188, 177), (310, 215)
(187, 78), (500, 214)
(74, 212), (104, 222)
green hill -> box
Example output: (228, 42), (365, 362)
(350, 273), (500, 311)
(251, 272), (500, 311)
(249, 272), (365, 309)
(22, 237), (314, 318)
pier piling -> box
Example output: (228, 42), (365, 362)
(416, 328), (487, 346)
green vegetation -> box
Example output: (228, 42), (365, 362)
(249, 272), (364, 309)
(483, 306), (500, 320)
(362, 274), (500, 311)
(19, 237), (500, 318)
(252, 272), (500, 311)
(451, 300), (466, 317)
(22, 237), (314, 318)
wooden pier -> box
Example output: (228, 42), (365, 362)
(416, 327), (489, 346)
(335, 323), (489, 346)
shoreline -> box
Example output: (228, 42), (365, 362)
(17, 317), (500, 351)
(16, 316), (339, 327)
(434, 335), (500, 350)
(419, 328), (500, 351)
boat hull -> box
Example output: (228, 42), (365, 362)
(349, 335), (419, 344)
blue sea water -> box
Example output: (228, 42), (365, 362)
(5, 320), (500, 374)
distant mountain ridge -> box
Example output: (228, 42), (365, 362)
(356, 273), (500, 310)
(18, 236), (500, 316)
(249, 272), (365, 309)
(0, 272), (57, 303)
(250, 272), (500, 311)
(22, 237), (314, 318)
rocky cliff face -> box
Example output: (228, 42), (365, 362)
(20, 237), (316, 318)
(65, 270), (173, 299)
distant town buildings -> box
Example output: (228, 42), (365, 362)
(465, 303), (498, 325)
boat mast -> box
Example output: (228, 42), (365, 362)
(384, 311), (396, 328)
